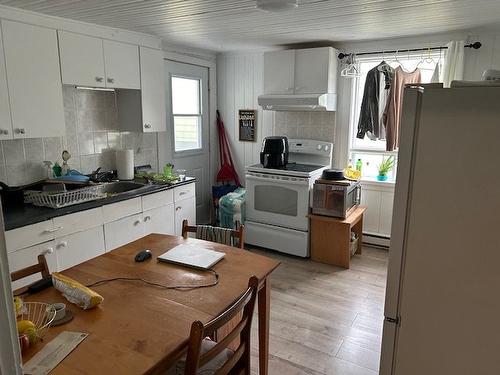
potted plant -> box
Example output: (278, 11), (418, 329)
(377, 156), (395, 181)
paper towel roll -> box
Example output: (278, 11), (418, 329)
(116, 149), (134, 180)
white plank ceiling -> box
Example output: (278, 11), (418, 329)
(1, 0), (500, 52)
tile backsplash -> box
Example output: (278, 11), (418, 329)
(274, 111), (336, 142)
(0, 86), (159, 186)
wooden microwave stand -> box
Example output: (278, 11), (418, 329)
(309, 206), (366, 269)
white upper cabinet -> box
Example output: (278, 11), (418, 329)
(264, 50), (295, 94)
(139, 47), (166, 132)
(59, 31), (140, 89)
(263, 47), (338, 95)
(2, 20), (65, 139)
(103, 40), (140, 89)
(0, 24), (12, 140)
(59, 31), (106, 87)
(294, 47), (337, 94)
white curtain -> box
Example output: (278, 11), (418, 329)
(442, 40), (465, 87)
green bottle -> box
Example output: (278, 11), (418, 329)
(356, 159), (362, 172)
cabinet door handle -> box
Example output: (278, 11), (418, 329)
(44, 226), (63, 233)
(175, 206), (182, 211)
(107, 77), (114, 84)
(0, 129), (8, 135)
(41, 247), (54, 255)
(143, 215), (151, 222)
(179, 191), (187, 196)
(15, 128), (25, 135)
(144, 123), (152, 129)
(95, 76), (104, 83)
(133, 220), (141, 226)
(56, 241), (68, 248)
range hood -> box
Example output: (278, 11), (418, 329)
(258, 93), (337, 111)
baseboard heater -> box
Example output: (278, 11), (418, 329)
(363, 233), (390, 248)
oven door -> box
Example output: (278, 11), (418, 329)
(246, 172), (310, 231)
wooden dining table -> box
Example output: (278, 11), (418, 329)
(22, 233), (280, 374)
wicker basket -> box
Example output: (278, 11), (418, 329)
(24, 185), (106, 209)
(17, 302), (56, 344)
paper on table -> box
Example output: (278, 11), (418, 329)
(23, 331), (88, 375)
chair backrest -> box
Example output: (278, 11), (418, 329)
(182, 220), (245, 249)
(184, 275), (258, 375)
(10, 254), (50, 283)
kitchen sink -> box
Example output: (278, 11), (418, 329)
(96, 181), (148, 196)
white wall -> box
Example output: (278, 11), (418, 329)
(216, 53), (338, 183)
(216, 53), (274, 184)
(218, 29), (500, 175)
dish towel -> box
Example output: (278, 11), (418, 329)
(442, 40), (465, 88)
(196, 225), (234, 246)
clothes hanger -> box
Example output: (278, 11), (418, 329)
(415, 49), (427, 68)
(394, 50), (402, 67)
(340, 54), (361, 77)
(424, 47), (435, 64)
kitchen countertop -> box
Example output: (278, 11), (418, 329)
(3, 178), (195, 231)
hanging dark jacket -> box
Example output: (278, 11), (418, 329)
(356, 62), (393, 140)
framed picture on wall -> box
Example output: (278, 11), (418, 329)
(239, 109), (256, 142)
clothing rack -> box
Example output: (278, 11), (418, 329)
(337, 41), (482, 60)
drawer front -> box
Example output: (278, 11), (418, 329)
(142, 189), (174, 211)
(55, 226), (105, 270)
(174, 183), (195, 202)
(104, 213), (144, 251)
(53, 207), (104, 237)
(8, 241), (56, 290)
(5, 220), (55, 253)
(102, 197), (142, 223)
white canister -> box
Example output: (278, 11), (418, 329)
(116, 149), (134, 180)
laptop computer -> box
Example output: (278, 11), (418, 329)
(157, 244), (225, 270)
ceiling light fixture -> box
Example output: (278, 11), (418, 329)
(256, 0), (298, 12)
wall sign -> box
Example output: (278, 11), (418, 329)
(239, 109), (256, 142)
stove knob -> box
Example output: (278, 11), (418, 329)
(324, 145), (330, 151)
(316, 144), (322, 150)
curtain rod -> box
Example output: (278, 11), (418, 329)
(337, 41), (482, 60)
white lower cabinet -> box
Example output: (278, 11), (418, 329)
(174, 196), (196, 235)
(143, 204), (175, 235)
(379, 191), (395, 236)
(8, 241), (56, 290)
(361, 188), (382, 234)
(104, 213), (144, 251)
(55, 226), (105, 271)
(360, 181), (395, 238)
(6, 183), (196, 281)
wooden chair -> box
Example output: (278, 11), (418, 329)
(182, 220), (245, 249)
(10, 254), (50, 283)
(175, 275), (259, 375)
(10, 254), (50, 293)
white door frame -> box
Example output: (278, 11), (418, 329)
(0, 206), (22, 374)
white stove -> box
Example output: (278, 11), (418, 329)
(245, 139), (333, 257)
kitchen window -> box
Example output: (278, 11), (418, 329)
(349, 51), (441, 181)
(171, 76), (202, 152)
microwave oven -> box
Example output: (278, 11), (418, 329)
(312, 180), (361, 219)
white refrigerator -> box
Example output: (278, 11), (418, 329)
(380, 84), (500, 374)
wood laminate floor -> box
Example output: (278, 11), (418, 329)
(249, 246), (388, 375)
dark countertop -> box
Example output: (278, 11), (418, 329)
(3, 178), (195, 231)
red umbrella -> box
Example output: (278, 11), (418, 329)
(216, 110), (241, 186)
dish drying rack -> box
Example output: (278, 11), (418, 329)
(24, 185), (106, 209)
